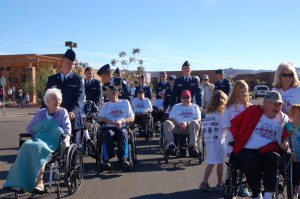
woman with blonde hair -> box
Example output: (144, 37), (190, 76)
(272, 62), (300, 114)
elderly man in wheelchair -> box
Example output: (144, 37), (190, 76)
(131, 88), (154, 139)
(227, 91), (289, 199)
(3, 88), (82, 197)
(163, 90), (201, 159)
(99, 84), (135, 171)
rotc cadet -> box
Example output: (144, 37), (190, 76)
(214, 69), (232, 96)
(163, 75), (176, 110)
(156, 71), (170, 100)
(84, 66), (102, 107)
(111, 67), (121, 84)
(169, 61), (203, 110)
(134, 74), (152, 100)
(97, 64), (131, 102)
(42, 49), (84, 145)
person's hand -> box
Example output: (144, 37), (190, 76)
(179, 122), (188, 130)
(114, 120), (123, 130)
(69, 112), (76, 120)
(281, 141), (289, 151)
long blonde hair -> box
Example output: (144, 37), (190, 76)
(206, 90), (228, 114)
(273, 62), (300, 89)
(226, 80), (250, 109)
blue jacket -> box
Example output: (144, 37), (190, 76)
(170, 76), (203, 107)
(156, 81), (170, 99)
(214, 78), (232, 96)
(84, 79), (102, 107)
(42, 72), (84, 130)
(134, 84), (152, 100)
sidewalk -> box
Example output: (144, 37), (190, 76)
(0, 103), (39, 116)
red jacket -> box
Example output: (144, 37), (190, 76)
(230, 105), (288, 155)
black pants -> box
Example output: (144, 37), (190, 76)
(236, 148), (281, 197)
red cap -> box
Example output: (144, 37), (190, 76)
(181, 90), (191, 98)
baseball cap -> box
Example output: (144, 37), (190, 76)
(203, 75), (209, 80)
(181, 90), (191, 98)
(264, 91), (284, 104)
(106, 84), (118, 92)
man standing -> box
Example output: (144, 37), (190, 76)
(214, 69), (232, 96)
(201, 74), (215, 108)
(134, 74), (152, 100)
(43, 49), (84, 145)
(156, 71), (170, 100)
(170, 61), (203, 110)
(84, 67), (102, 107)
(97, 64), (131, 102)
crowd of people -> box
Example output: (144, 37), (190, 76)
(3, 48), (300, 199)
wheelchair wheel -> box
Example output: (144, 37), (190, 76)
(284, 153), (294, 199)
(65, 144), (83, 195)
(145, 117), (154, 141)
(128, 132), (137, 170)
(223, 157), (238, 199)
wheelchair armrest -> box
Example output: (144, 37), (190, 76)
(19, 133), (32, 138)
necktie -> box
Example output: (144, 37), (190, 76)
(63, 76), (66, 83)
(185, 78), (188, 84)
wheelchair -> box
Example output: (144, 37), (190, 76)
(96, 122), (137, 172)
(162, 120), (204, 165)
(223, 148), (294, 199)
(14, 133), (84, 199)
(133, 112), (154, 141)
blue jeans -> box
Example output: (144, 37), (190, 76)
(104, 127), (128, 159)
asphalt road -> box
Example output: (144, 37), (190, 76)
(0, 99), (264, 199)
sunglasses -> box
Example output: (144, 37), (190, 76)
(181, 96), (190, 99)
(281, 73), (293, 78)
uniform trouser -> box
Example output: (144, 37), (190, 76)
(72, 129), (82, 146)
(163, 120), (200, 149)
(104, 127), (128, 159)
(236, 149), (281, 197)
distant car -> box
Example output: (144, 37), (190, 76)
(252, 85), (269, 99)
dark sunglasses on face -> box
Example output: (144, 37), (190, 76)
(281, 73), (293, 78)
(181, 96), (190, 99)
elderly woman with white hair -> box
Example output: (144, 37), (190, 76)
(4, 88), (71, 194)
(272, 62), (300, 114)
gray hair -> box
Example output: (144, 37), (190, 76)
(43, 88), (63, 107)
(273, 62), (300, 89)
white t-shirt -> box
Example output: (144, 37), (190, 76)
(169, 103), (201, 123)
(244, 114), (281, 149)
(132, 97), (153, 113)
(272, 86), (300, 114)
(222, 104), (248, 128)
(202, 112), (226, 164)
(154, 98), (164, 109)
(100, 99), (134, 127)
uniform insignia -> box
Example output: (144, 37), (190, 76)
(191, 83), (196, 86)
(68, 85), (77, 87)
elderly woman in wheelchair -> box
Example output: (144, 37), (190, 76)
(3, 88), (71, 194)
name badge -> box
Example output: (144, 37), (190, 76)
(191, 83), (196, 86)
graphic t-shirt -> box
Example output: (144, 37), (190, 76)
(154, 98), (164, 110)
(272, 86), (300, 114)
(132, 98), (152, 113)
(285, 123), (300, 162)
(244, 114), (281, 149)
(169, 103), (201, 123)
(222, 104), (249, 128)
(100, 99), (134, 127)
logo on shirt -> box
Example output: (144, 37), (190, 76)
(254, 122), (277, 140)
(179, 111), (193, 118)
(108, 107), (124, 118)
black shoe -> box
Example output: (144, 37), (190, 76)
(179, 147), (188, 157)
(189, 146), (199, 158)
(87, 139), (96, 150)
(166, 144), (176, 155)
(103, 159), (112, 170)
(121, 158), (132, 171)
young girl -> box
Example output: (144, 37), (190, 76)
(222, 80), (251, 196)
(282, 104), (300, 196)
(200, 90), (228, 191)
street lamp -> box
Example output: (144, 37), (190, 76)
(65, 41), (77, 49)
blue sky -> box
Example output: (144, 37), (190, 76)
(1, 0), (300, 72)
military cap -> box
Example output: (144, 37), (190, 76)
(168, 75), (176, 81)
(160, 71), (167, 75)
(63, 49), (76, 62)
(182, 60), (191, 67)
(114, 67), (120, 74)
(97, 64), (110, 76)
(215, 69), (224, 74)
(140, 74), (145, 78)
(137, 89), (144, 93)
(264, 91), (284, 104)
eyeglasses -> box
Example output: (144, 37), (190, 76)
(161, 75), (166, 77)
(204, 79), (208, 81)
(281, 73), (294, 78)
(181, 96), (190, 99)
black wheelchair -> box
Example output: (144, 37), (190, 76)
(223, 147), (294, 199)
(132, 112), (154, 141)
(14, 133), (84, 199)
(96, 122), (137, 172)
(162, 120), (205, 165)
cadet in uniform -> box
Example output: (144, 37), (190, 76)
(43, 49), (84, 145)
(134, 74), (152, 100)
(163, 75), (176, 110)
(97, 64), (131, 102)
(84, 66), (102, 107)
(214, 69), (232, 96)
(156, 71), (170, 100)
(169, 61), (203, 110)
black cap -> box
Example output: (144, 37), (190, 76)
(160, 71), (166, 75)
(168, 75), (176, 81)
(97, 64), (110, 76)
(63, 49), (76, 62)
(114, 67), (120, 74)
(182, 60), (191, 67)
(105, 84), (118, 92)
(138, 89), (144, 93)
(140, 74), (145, 78)
(215, 69), (224, 74)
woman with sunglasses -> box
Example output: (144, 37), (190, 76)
(272, 62), (300, 114)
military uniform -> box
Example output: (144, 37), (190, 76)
(156, 81), (170, 99)
(112, 77), (131, 101)
(214, 69), (232, 96)
(134, 84), (152, 100)
(84, 78), (102, 107)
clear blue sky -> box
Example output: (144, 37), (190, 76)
(1, 0), (300, 72)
